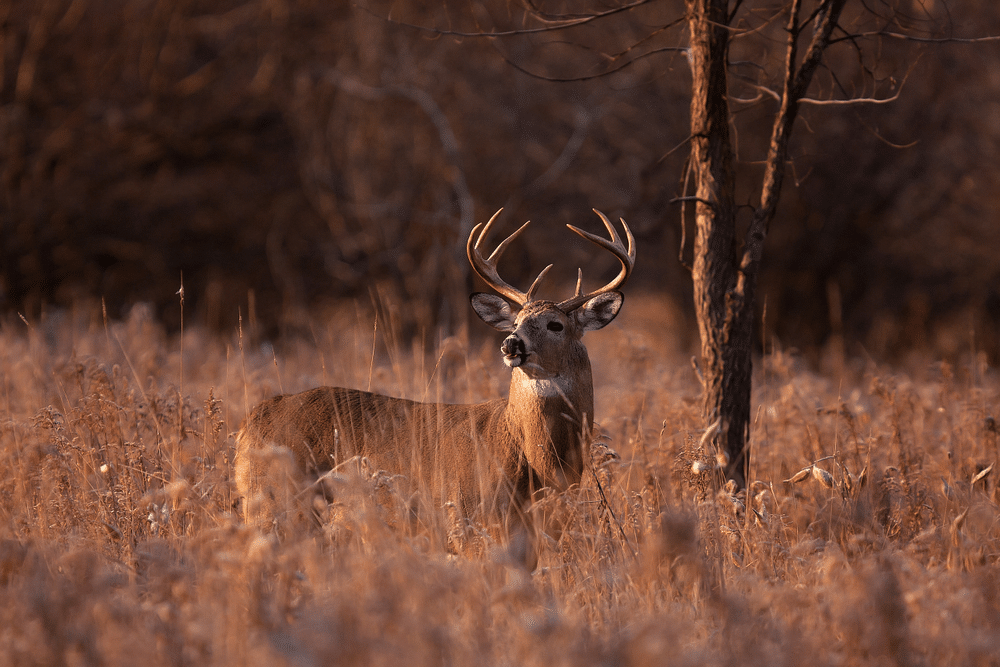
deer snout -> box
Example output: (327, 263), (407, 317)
(501, 335), (527, 368)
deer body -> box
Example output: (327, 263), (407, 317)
(236, 388), (528, 522)
(234, 210), (635, 547)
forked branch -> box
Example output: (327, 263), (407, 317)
(737, 0), (848, 296)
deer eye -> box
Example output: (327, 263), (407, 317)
(547, 321), (564, 332)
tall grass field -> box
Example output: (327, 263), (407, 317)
(1, 297), (997, 666)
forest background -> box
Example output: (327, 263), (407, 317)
(2, 0), (999, 364)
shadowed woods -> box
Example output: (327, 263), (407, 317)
(2, 0), (999, 361)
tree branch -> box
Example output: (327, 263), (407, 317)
(732, 80), (781, 103)
(850, 30), (1000, 44)
(523, 106), (601, 196)
(790, 0), (849, 101)
(727, 0), (746, 24)
(363, 0), (660, 38)
(735, 0), (848, 302)
(797, 87), (901, 105)
(323, 71), (474, 246)
(494, 44), (688, 83)
(671, 195), (718, 209)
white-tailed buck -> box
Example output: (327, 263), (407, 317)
(234, 209), (634, 559)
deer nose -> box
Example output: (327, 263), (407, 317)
(501, 335), (526, 355)
(501, 335), (527, 367)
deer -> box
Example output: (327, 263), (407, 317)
(233, 209), (635, 565)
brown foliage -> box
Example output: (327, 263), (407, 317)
(0, 302), (999, 664)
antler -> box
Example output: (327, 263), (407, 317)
(467, 209), (553, 306)
(557, 209), (635, 312)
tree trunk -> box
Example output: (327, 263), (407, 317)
(686, 0), (749, 486)
(685, 0), (849, 487)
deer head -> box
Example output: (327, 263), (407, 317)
(466, 209), (635, 487)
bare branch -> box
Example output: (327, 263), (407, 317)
(790, 0), (850, 101)
(362, 0), (660, 38)
(610, 17), (686, 61)
(533, 17), (686, 70)
(524, 106), (601, 196)
(795, 3), (829, 34)
(324, 71), (474, 244)
(660, 134), (693, 162)
(670, 196), (718, 209)
(495, 44), (688, 83)
(817, 51), (871, 103)
(732, 80), (781, 103)
(865, 127), (919, 149)
(727, 6), (788, 41)
(734, 0), (848, 307)
(802, 54), (918, 107)
(677, 154), (693, 272)
(857, 31), (1000, 44)
(727, 0), (746, 24)
(797, 88), (900, 106)
(847, 104), (922, 150)
(728, 91), (774, 105)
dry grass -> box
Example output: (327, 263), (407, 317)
(1, 298), (999, 666)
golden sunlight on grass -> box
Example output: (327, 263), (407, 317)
(0, 299), (998, 666)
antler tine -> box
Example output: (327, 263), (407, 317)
(525, 264), (554, 302)
(467, 208), (532, 306)
(558, 209), (636, 312)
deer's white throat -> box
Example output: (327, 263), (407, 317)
(514, 367), (569, 398)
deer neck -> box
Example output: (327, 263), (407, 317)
(503, 359), (593, 491)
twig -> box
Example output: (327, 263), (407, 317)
(362, 0), (660, 38)
(590, 466), (638, 560)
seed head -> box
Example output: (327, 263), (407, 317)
(715, 450), (730, 469)
(811, 465), (834, 488)
(971, 462), (994, 486)
(784, 467), (812, 484)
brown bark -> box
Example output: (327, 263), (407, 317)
(686, 0), (746, 485)
(687, 0), (848, 487)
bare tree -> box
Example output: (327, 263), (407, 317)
(676, 0), (993, 485)
(686, 0), (849, 486)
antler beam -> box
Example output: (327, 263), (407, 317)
(467, 209), (552, 306)
(558, 210), (635, 312)
(467, 208), (634, 310)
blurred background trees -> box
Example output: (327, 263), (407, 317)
(1, 0), (998, 362)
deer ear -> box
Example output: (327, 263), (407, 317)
(470, 293), (518, 332)
(575, 292), (623, 332)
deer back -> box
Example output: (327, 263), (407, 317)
(235, 387), (534, 525)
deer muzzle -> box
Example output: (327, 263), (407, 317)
(500, 335), (527, 368)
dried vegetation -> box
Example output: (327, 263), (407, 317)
(1, 300), (998, 665)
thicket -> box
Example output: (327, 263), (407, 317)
(1, 0), (999, 359)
